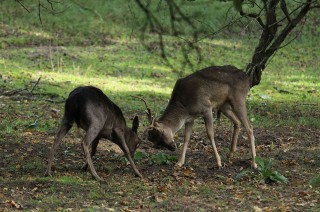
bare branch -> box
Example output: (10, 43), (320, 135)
(16, 0), (30, 13)
(30, 77), (41, 94)
(310, 5), (320, 8)
(38, 1), (43, 25)
(239, 10), (265, 28)
(280, 0), (292, 22)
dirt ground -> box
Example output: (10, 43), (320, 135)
(0, 91), (319, 211)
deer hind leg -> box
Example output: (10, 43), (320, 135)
(45, 120), (72, 176)
(231, 98), (257, 168)
(221, 105), (241, 164)
(204, 110), (222, 167)
(176, 120), (194, 167)
(81, 138), (99, 171)
(82, 125), (104, 181)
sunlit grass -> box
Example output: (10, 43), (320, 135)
(1, 22), (319, 128)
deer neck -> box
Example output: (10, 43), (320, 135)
(158, 102), (187, 134)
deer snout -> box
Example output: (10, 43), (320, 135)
(166, 142), (177, 151)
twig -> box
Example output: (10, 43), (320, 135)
(1, 88), (27, 96)
(38, 1), (43, 25)
(293, 103), (318, 107)
(44, 99), (65, 103)
(16, 0), (31, 13)
(30, 77), (41, 94)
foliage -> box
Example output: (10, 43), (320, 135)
(150, 153), (177, 166)
(255, 157), (288, 184)
(309, 175), (320, 187)
(133, 151), (177, 165)
(133, 151), (149, 161)
(234, 169), (253, 181)
(134, 0), (320, 86)
(235, 157), (288, 184)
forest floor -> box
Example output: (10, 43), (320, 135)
(0, 89), (319, 211)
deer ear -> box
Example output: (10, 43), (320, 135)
(132, 116), (139, 132)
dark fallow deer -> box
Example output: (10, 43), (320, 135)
(45, 86), (142, 181)
(145, 65), (257, 169)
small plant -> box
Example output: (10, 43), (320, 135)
(255, 157), (288, 184)
(234, 169), (254, 181)
(127, 151), (176, 166)
(235, 157), (288, 184)
(309, 175), (320, 187)
(150, 153), (177, 165)
(133, 151), (149, 161)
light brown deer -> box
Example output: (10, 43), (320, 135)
(45, 86), (142, 181)
(145, 65), (257, 168)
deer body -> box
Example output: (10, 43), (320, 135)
(45, 86), (142, 181)
(147, 65), (257, 168)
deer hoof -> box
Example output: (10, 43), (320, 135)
(252, 162), (258, 169)
(217, 164), (226, 170)
(217, 161), (222, 168)
(81, 163), (89, 171)
(175, 162), (184, 169)
(227, 156), (233, 165)
(44, 171), (51, 177)
(134, 171), (143, 179)
(93, 175), (103, 182)
(227, 152), (234, 160)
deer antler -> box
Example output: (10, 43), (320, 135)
(131, 96), (153, 124)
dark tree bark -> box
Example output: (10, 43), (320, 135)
(241, 0), (317, 87)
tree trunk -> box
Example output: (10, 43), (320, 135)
(245, 0), (313, 88)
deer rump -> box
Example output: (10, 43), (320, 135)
(65, 86), (124, 138)
(147, 65), (257, 169)
(46, 86), (142, 181)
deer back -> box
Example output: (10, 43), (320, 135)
(165, 65), (250, 115)
(64, 86), (125, 130)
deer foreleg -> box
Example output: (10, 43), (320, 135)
(231, 99), (257, 169)
(114, 128), (143, 178)
(176, 120), (194, 167)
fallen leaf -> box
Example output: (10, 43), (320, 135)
(50, 108), (60, 118)
(6, 200), (23, 209)
(157, 186), (166, 192)
(153, 194), (163, 203)
(23, 132), (33, 136)
(182, 167), (196, 178)
(253, 206), (262, 212)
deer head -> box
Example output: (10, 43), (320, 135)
(147, 121), (176, 151)
(133, 96), (176, 151)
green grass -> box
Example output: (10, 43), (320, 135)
(1, 36), (319, 128)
